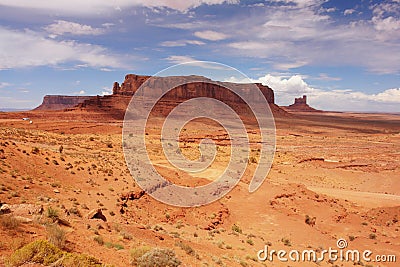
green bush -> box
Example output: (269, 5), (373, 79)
(6, 240), (103, 267)
(46, 207), (59, 222)
(136, 248), (181, 267)
(130, 246), (151, 266)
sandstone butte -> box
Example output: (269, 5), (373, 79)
(34, 74), (296, 119)
(282, 95), (319, 112)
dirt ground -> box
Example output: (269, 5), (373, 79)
(0, 109), (399, 266)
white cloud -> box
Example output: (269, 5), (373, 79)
(44, 20), (105, 36)
(251, 74), (400, 112)
(73, 90), (86, 95)
(0, 0), (239, 14)
(160, 39), (205, 47)
(194, 30), (229, 41)
(0, 82), (11, 89)
(313, 73), (342, 81)
(223, 1), (400, 74)
(0, 26), (126, 69)
(344, 9), (355, 15)
(101, 86), (112, 96)
(165, 55), (198, 64)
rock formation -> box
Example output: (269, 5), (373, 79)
(75, 74), (282, 119)
(283, 95), (319, 112)
(34, 74), (285, 119)
(111, 74), (274, 104)
(34, 95), (94, 111)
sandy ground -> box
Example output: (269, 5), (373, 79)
(0, 110), (399, 266)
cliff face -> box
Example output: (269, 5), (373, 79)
(112, 74), (275, 104)
(34, 95), (94, 111)
(34, 74), (282, 119)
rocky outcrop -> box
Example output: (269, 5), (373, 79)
(112, 74), (275, 104)
(73, 74), (281, 119)
(34, 95), (94, 111)
(283, 95), (319, 112)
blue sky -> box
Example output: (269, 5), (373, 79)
(0, 0), (399, 112)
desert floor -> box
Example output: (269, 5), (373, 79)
(0, 110), (399, 266)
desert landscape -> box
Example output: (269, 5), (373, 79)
(0, 74), (398, 267)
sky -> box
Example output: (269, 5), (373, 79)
(0, 0), (399, 112)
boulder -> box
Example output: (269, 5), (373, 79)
(87, 209), (107, 221)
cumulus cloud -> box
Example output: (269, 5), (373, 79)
(344, 9), (355, 15)
(0, 0), (240, 14)
(73, 90), (86, 95)
(165, 55), (198, 64)
(160, 39), (205, 47)
(101, 86), (113, 96)
(44, 20), (105, 36)
(223, 0), (400, 74)
(194, 30), (229, 41)
(0, 26), (126, 69)
(250, 74), (400, 112)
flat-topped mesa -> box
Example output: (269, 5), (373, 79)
(112, 74), (275, 104)
(34, 95), (94, 111)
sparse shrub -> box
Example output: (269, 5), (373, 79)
(136, 248), (181, 267)
(212, 256), (223, 265)
(281, 238), (291, 246)
(246, 239), (254, 246)
(46, 225), (66, 248)
(107, 143), (113, 148)
(239, 260), (248, 266)
(46, 207), (59, 222)
(105, 242), (124, 250)
(369, 233), (376, 240)
(6, 240), (102, 267)
(93, 235), (104, 245)
(114, 243), (124, 250)
(68, 207), (81, 217)
(130, 246), (151, 266)
(0, 215), (20, 230)
(175, 241), (195, 256)
(232, 224), (242, 234)
(349, 235), (355, 241)
(52, 159), (59, 165)
(120, 231), (133, 240)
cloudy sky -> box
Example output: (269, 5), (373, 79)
(0, 0), (399, 112)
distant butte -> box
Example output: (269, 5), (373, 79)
(283, 95), (320, 112)
(34, 95), (93, 111)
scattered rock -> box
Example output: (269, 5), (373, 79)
(0, 204), (11, 215)
(87, 209), (107, 222)
(7, 204), (43, 216)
